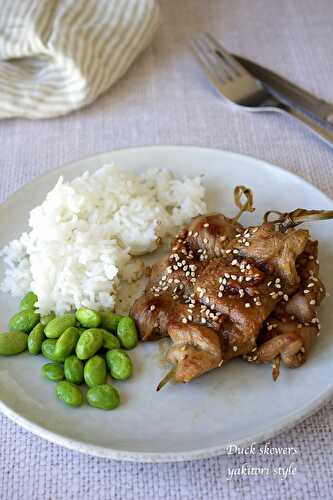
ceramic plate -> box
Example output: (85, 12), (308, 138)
(0, 146), (332, 462)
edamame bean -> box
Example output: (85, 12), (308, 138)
(27, 323), (45, 355)
(56, 381), (82, 407)
(41, 339), (65, 362)
(106, 349), (133, 380)
(44, 313), (76, 338)
(64, 355), (84, 384)
(20, 291), (38, 311)
(41, 363), (64, 382)
(87, 384), (120, 410)
(76, 307), (102, 328)
(9, 310), (40, 333)
(41, 311), (55, 326)
(102, 330), (120, 350)
(84, 355), (107, 387)
(76, 328), (103, 360)
(100, 312), (123, 333)
(0, 331), (28, 355)
(117, 317), (138, 350)
(55, 327), (80, 359)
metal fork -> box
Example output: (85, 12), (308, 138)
(191, 33), (333, 147)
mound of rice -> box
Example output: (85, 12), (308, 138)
(0, 164), (206, 314)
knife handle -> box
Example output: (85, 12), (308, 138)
(285, 106), (333, 148)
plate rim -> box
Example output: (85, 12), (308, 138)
(0, 144), (332, 463)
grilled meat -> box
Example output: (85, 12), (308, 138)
(130, 207), (328, 386)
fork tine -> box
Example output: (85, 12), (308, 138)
(190, 38), (228, 97)
(195, 34), (234, 82)
(203, 33), (249, 77)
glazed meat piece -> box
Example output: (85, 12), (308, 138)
(130, 199), (329, 387)
(250, 318), (319, 370)
(231, 223), (309, 287)
(180, 213), (243, 258)
(166, 323), (222, 383)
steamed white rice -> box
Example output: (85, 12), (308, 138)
(0, 164), (206, 314)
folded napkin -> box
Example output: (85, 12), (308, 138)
(0, 0), (159, 119)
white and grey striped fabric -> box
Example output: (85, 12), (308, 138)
(0, 0), (159, 119)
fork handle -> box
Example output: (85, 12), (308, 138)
(285, 106), (333, 147)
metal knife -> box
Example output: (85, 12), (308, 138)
(233, 55), (333, 126)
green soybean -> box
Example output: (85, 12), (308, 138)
(41, 363), (64, 382)
(41, 311), (55, 326)
(100, 312), (123, 333)
(76, 307), (102, 328)
(0, 331), (28, 355)
(117, 317), (138, 350)
(87, 384), (120, 410)
(106, 349), (133, 380)
(102, 330), (120, 350)
(55, 327), (80, 359)
(27, 323), (45, 355)
(56, 381), (82, 407)
(84, 355), (107, 387)
(41, 339), (65, 362)
(64, 355), (84, 384)
(9, 310), (40, 333)
(76, 328), (103, 360)
(20, 291), (38, 311)
(44, 313), (76, 338)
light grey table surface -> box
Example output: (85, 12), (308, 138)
(0, 1), (332, 499)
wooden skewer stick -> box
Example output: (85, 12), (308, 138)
(156, 366), (176, 392)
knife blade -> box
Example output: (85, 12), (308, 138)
(233, 55), (333, 125)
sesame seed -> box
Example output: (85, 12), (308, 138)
(246, 264), (251, 270)
(194, 232), (198, 237)
(205, 297), (210, 304)
(304, 289), (310, 294)
(315, 259), (319, 264)
(238, 276), (244, 283)
(201, 318), (207, 324)
(267, 325), (273, 331)
(203, 223), (209, 228)
(267, 281), (272, 287)
(245, 303), (251, 308)
(231, 274), (237, 280)
(188, 230), (193, 236)
(150, 305), (156, 311)
(245, 242), (250, 247)
(224, 273), (230, 279)
(218, 360), (224, 367)
(309, 255), (314, 260)
(218, 292), (223, 298)
(233, 249), (239, 254)
(297, 323), (302, 329)
(233, 346), (238, 352)
(283, 294), (289, 301)
(225, 249), (232, 254)
(220, 235), (226, 241)
(275, 278), (281, 283)
(219, 277), (223, 284)
(245, 276), (252, 282)
(275, 283), (281, 289)
(235, 234), (241, 237)
(231, 259), (238, 265)
(188, 315), (193, 321)
(255, 301), (262, 306)
(203, 238), (208, 244)
(182, 318), (188, 324)
(310, 299), (316, 305)
(308, 283), (314, 288)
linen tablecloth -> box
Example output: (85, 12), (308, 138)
(0, 1), (332, 498)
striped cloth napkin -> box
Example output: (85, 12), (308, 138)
(0, 0), (159, 119)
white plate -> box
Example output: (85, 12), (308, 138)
(0, 146), (332, 463)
